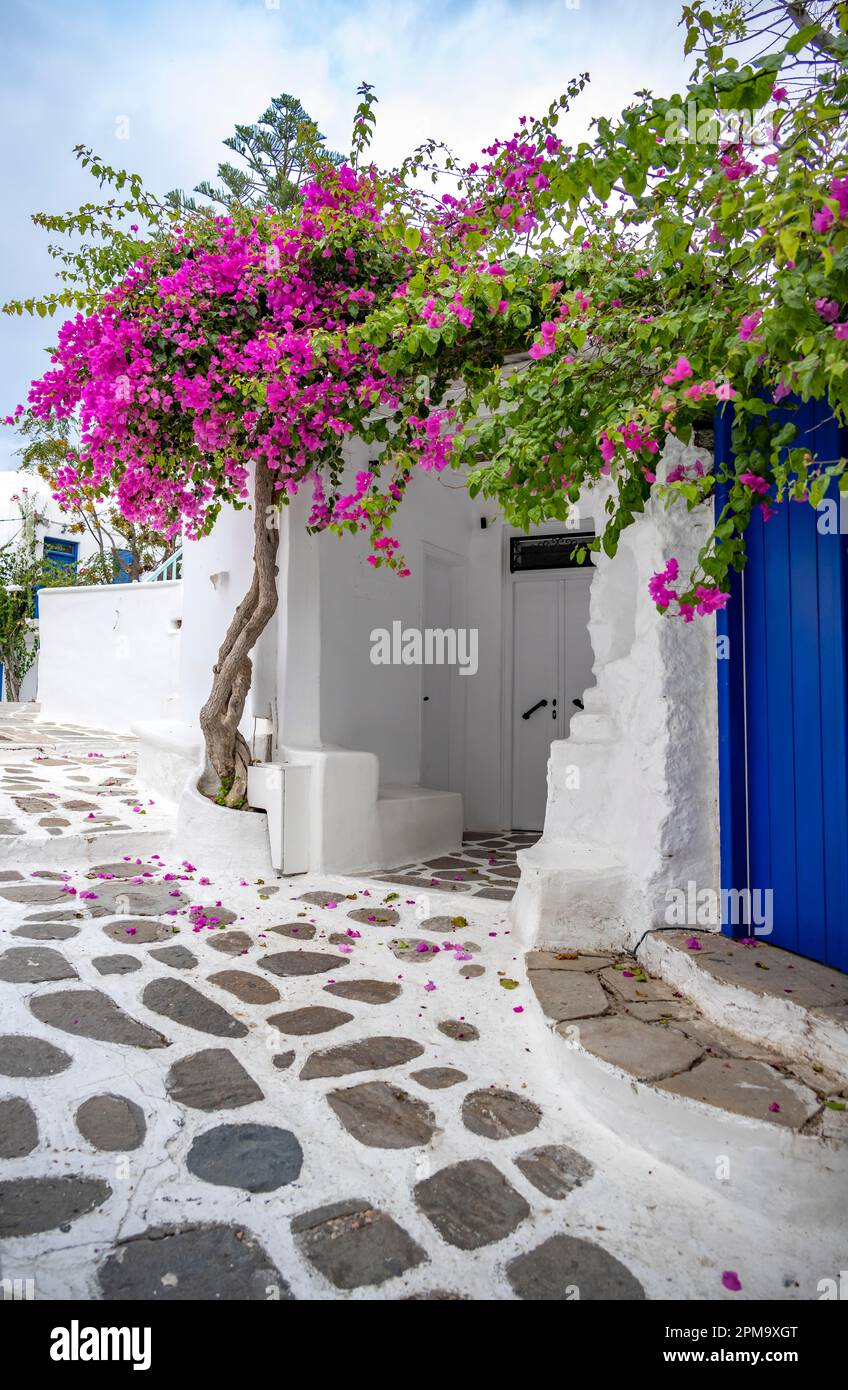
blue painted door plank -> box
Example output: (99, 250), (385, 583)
(716, 398), (848, 970)
(714, 406), (749, 936)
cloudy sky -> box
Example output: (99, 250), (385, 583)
(0, 0), (690, 468)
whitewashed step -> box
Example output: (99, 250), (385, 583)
(526, 947), (848, 1226)
(639, 929), (848, 1087)
(376, 784), (463, 869)
(511, 838), (632, 951)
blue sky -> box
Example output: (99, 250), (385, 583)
(0, 0), (690, 467)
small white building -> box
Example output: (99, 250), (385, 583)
(0, 471), (103, 569)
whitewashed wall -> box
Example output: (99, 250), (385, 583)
(318, 448), (480, 789)
(512, 436), (721, 953)
(37, 581), (182, 732)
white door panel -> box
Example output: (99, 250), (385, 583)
(421, 554), (453, 791)
(511, 572), (593, 831)
(563, 570), (595, 731)
(511, 580), (562, 830)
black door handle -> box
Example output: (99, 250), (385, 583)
(572, 698), (584, 710)
(521, 698), (548, 720)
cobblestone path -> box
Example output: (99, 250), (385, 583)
(0, 716), (829, 1301)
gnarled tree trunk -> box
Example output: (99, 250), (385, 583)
(199, 464), (279, 808)
(4, 664), (21, 703)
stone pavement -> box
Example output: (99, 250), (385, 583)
(365, 830), (532, 902)
(0, 716), (842, 1301)
(0, 712), (173, 849)
(527, 946), (848, 1135)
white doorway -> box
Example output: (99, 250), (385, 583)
(510, 569), (594, 830)
(420, 545), (467, 793)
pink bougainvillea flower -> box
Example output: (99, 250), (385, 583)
(424, 980), (437, 992)
(695, 584), (730, 617)
(835, 323), (848, 340)
(722, 1271), (742, 1292)
(828, 176), (848, 219)
(715, 383), (736, 401)
(769, 1102), (781, 1113)
(812, 205), (835, 234)
(686, 936), (702, 951)
(662, 356), (693, 384)
(513, 1006), (524, 1013)
(816, 298), (840, 322)
(738, 472), (770, 495)
(599, 431), (616, 465)
(648, 556), (679, 609)
(529, 320), (558, 360)
(721, 154), (756, 180)
(771, 87), (788, 102)
(738, 311), (762, 341)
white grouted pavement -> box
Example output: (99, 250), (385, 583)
(0, 719), (842, 1300)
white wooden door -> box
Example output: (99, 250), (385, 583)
(563, 570), (595, 720)
(511, 572), (593, 830)
(421, 553), (453, 790)
(511, 579), (563, 830)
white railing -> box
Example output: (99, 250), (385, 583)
(144, 546), (183, 582)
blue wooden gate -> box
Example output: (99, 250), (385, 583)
(716, 400), (848, 973)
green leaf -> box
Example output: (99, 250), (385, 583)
(786, 22), (821, 55)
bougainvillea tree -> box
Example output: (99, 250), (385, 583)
(7, 88), (542, 801)
(5, 3), (848, 802)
